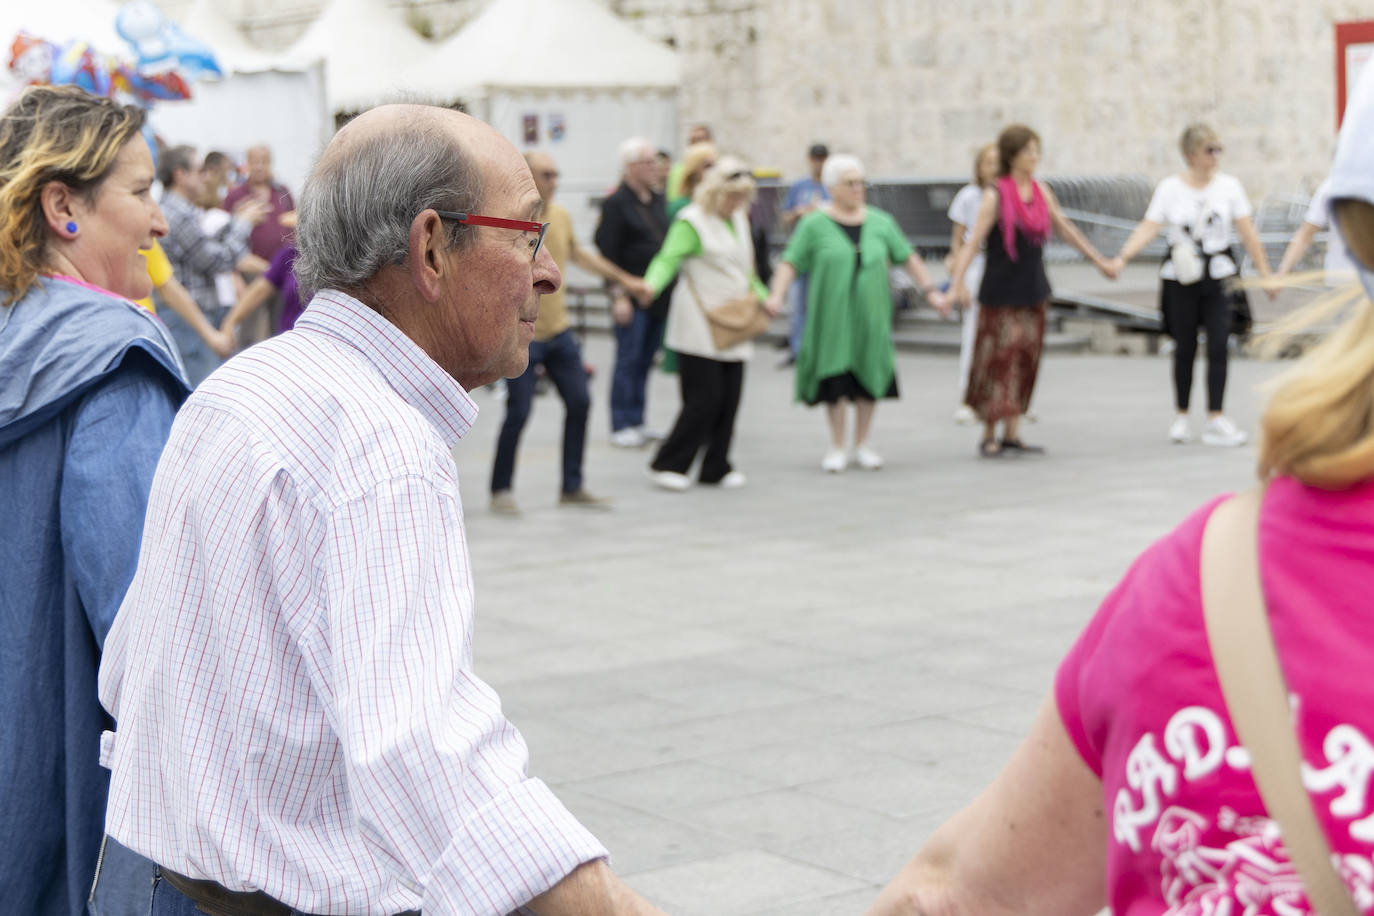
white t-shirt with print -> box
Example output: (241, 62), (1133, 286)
(1144, 173), (1253, 281)
(1303, 178), (1357, 282)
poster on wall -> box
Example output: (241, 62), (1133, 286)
(522, 113), (538, 145)
(548, 112), (566, 143)
(1336, 21), (1374, 127)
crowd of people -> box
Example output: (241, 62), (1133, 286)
(3, 63), (1373, 916)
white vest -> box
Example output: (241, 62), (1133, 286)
(665, 203), (756, 361)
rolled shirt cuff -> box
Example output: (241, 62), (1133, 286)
(423, 777), (608, 915)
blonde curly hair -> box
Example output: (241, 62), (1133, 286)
(0, 86), (147, 305)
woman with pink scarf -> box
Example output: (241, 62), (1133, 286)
(943, 124), (1117, 457)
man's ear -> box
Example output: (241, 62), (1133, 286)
(407, 210), (448, 301)
(39, 181), (81, 239)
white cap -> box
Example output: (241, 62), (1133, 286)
(1329, 62), (1374, 299)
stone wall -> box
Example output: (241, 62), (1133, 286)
(163, 0), (1372, 199)
(617, 0), (1373, 200)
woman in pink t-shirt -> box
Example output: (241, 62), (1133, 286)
(866, 88), (1374, 916)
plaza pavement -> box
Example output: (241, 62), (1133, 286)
(451, 334), (1285, 915)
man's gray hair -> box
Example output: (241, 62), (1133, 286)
(295, 122), (483, 294)
(618, 136), (654, 169)
(158, 145), (196, 189)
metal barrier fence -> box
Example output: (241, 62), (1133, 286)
(756, 176), (1325, 272)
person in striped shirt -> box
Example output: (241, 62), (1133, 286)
(96, 104), (671, 916)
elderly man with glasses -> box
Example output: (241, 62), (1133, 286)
(95, 105), (672, 916)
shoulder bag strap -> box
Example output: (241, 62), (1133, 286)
(1200, 490), (1358, 916)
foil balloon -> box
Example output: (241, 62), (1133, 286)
(116, 0), (221, 79)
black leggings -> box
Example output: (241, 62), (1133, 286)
(1162, 278), (1230, 413)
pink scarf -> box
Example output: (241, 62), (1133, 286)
(997, 176), (1050, 262)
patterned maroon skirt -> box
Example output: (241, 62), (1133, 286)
(964, 303), (1047, 422)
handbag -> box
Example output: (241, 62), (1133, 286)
(1226, 245), (1254, 338)
(1171, 209), (1209, 285)
(1199, 491), (1360, 916)
(682, 271), (771, 351)
(1171, 238), (1206, 285)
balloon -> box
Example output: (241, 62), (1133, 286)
(116, 0), (220, 79)
(9, 33), (55, 85)
(5, 30), (192, 104)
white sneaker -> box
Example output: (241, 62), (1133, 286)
(853, 445), (884, 470)
(1202, 415), (1248, 447)
(952, 405), (976, 425)
(719, 470), (747, 489)
(1169, 416), (1192, 444)
(821, 448), (848, 473)
(638, 426), (664, 442)
(612, 428), (648, 448)
(650, 470), (690, 491)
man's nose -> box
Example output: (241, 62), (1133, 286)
(533, 243), (561, 294)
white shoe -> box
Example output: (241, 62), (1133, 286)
(612, 428), (648, 448)
(952, 405), (976, 425)
(638, 426), (664, 442)
(853, 445), (884, 470)
(719, 470), (747, 489)
(821, 448), (848, 473)
(1202, 415), (1248, 447)
(1169, 416), (1192, 444)
(650, 470), (690, 491)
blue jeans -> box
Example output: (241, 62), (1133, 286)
(491, 330), (590, 494)
(86, 836), (156, 916)
(787, 277), (809, 357)
(609, 309), (665, 432)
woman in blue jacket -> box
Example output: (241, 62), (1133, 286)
(0, 86), (188, 916)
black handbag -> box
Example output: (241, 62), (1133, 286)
(1226, 246), (1253, 339)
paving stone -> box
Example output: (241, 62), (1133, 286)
(626, 850), (869, 916)
(447, 338), (1282, 913)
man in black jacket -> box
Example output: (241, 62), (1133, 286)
(594, 137), (673, 449)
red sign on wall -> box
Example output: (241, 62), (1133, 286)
(1336, 20), (1374, 128)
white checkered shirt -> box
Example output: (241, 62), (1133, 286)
(99, 291), (606, 915)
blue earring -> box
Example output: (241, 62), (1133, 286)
(66, 221), (78, 235)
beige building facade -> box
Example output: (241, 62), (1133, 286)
(173, 0), (1374, 197)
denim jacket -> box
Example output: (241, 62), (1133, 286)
(0, 277), (187, 916)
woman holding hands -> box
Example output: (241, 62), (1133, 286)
(767, 153), (946, 473)
(1109, 123), (1274, 447)
(944, 124), (1117, 457)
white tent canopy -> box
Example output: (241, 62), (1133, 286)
(406, 0), (680, 101)
(285, 0), (432, 113)
(402, 0), (681, 254)
(181, 0), (287, 75)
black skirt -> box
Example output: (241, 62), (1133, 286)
(809, 371), (899, 406)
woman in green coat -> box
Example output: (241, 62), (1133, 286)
(766, 154), (948, 473)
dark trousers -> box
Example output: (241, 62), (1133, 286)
(1162, 278), (1229, 412)
(491, 330), (589, 495)
(610, 309), (665, 432)
(651, 353), (744, 483)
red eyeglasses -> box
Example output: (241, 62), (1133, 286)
(434, 210), (549, 262)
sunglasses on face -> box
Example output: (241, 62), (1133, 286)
(434, 210), (550, 262)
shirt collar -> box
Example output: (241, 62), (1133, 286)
(295, 290), (478, 447)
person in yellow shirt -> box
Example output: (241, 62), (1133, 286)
(135, 241), (233, 359)
(488, 151), (652, 516)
